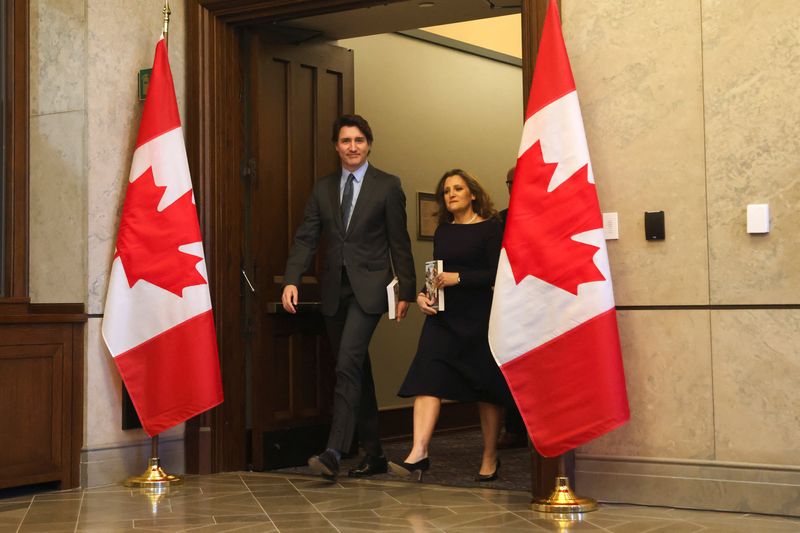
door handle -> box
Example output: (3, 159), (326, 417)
(241, 269), (256, 293)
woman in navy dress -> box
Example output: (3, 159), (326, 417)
(390, 169), (511, 482)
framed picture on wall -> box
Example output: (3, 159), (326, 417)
(417, 192), (438, 241)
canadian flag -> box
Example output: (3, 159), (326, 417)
(102, 37), (223, 436)
(489, 0), (629, 457)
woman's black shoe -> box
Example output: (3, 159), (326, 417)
(388, 457), (430, 481)
(475, 459), (500, 482)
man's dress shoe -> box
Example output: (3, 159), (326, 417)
(308, 450), (340, 481)
(348, 454), (388, 477)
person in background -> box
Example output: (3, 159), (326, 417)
(390, 169), (511, 482)
(496, 166), (528, 450)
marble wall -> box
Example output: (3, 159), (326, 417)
(562, 0), (800, 514)
(703, 0), (800, 304)
(565, 0), (708, 306)
(711, 309), (800, 466)
(580, 310), (715, 460)
(29, 0), (188, 486)
(87, 0), (187, 316)
(29, 0), (87, 303)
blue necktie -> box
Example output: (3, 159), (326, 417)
(341, 173), (355, 229)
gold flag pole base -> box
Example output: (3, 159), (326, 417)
(123, 457), (183, 489)
(531, 476), (597, 513)
(123, 436), (183, 489)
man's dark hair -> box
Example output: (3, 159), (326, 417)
(331, 114), (374, 144)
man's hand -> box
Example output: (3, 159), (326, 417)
(416, 292), (437, 316)
(281, 285), (298, 314)
(395, 300), (410, 322)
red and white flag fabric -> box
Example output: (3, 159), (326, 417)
(102, 37), (223, 436)
(489, 0), (629, 457)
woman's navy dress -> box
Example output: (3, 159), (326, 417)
(398, 218), (512, 406)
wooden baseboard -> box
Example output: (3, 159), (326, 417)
(378, 402), (479, 441)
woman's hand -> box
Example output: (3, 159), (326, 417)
(416, 292), (438, 315)
(435, 271), (460, 288)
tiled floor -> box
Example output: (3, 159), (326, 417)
(2, 472), (800, 532)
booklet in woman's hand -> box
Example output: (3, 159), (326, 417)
(425, 260), (445, 311)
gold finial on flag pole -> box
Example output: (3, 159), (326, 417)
(162, 0), (171, 48)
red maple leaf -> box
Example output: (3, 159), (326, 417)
(505, 141), (605, 295)
(114, 167), (207, 296)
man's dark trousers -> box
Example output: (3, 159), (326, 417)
(324, 272), (382, 456)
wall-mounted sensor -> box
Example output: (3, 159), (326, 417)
(644, 211), (665, 241)
(746, 204), (769, 234)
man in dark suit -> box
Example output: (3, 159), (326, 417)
(281, 114), (416, 480)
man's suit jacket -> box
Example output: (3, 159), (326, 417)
(284, 164), (416, 316)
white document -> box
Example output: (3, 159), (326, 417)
(387, 277), (399, 319)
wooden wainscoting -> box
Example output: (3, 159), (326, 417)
(0, 301), (85, 490)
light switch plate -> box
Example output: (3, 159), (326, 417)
(747, 204), (769, 234)
(602, 212), (619, 240)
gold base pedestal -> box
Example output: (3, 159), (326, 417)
(531, 476), (597, 514)
(123, 458), (183, 489)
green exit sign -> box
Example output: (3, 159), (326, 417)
(138, 68), (152, 101)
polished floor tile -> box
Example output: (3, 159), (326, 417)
(2, 472), (800, 532)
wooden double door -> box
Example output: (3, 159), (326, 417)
(238, 32), (354, 470)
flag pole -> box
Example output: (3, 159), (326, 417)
(162, 0), (171, 48)
(531, 453), (596, 514)
(122, 2), (182, 490)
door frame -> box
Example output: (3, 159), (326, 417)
(185, 0), (555, 475)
